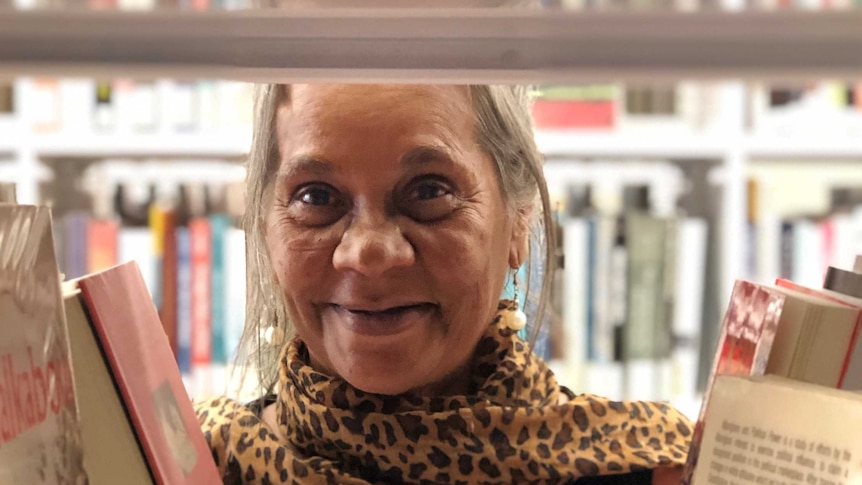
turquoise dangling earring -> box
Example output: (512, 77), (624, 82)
(507, 272), (527, 331)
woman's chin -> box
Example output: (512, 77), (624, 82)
(338, 365), (424, 396)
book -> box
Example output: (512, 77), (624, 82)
(763, 285), (859, 388)
(176, 227), (192, 376)
(68, 261), (221, 484)
(63, 211), (90, 280)
(151, 203), (179, 357)
(189, 217), (212, 396)
(670, 217), (708, 403)
(773, 278), (862, 391)
(689, 374), (862, 485)
(683, 278), (862, 484)
(531, 85), (617, 129)
(623, 211), (669, 399)
(63, 286), (153, 485)
(0, 205), (87, 484)
(682, 280), (785, 485)
(824, 263), (862, 299)
(87, 218), (119, 273)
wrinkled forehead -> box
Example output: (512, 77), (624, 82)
(275, 84), (475, 140)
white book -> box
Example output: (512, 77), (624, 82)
(224, 227), (246, 363)
(671, 217), (707, 401)
(59, 79), (95, 135)
(792, 219), (823, 288)
(118, 227), (157, 299)
(562, 218), (588, 392)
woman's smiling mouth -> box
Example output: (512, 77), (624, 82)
(327, 303), (437, 337)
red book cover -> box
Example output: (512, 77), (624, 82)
(189, 217), (212, 370)
(87, 218), (119, 273)
(681, 280), (786, 485)
(531, 99), (615, 129)
(77, 262), (220, 484)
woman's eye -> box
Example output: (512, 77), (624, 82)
(283, 183), (346, 226)
(413, 182), (447, 201)
(298, 186), (333, 206)
(401, 178), (457, 222)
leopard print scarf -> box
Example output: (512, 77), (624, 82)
(196, 302), (692, 484)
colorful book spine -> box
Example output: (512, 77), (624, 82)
(151, 205), (178, 357)
(87, 219), (119, 273)
(209, 214), (229, 366)
(175, 227), (192, 375)
(189, 218), (212, 376)
(64, 211), (90, 280)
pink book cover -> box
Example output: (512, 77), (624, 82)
(774, 278), (862, 390)
(77, 261), (220, 484)
(189, 218), (212, 370)
(0, 205), (87, 484)
(681, 280), (786, 485)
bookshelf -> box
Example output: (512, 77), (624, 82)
(2, 8), (862, 408)
(3, 11), (862, 82)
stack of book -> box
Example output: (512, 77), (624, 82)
(0, 204), (221, 483)
(683, 255), (862, 484)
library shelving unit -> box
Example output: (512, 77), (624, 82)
(2, 8), (862, 409)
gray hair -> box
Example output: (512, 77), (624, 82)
(235, 85), (555, 396)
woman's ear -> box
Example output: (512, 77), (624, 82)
(508, 205), (532, 270)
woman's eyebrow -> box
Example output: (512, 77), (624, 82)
(400, 145), (458, 169)
(276, 155), (333, 180)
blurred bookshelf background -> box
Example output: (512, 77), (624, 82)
(2, 3), (862, 418)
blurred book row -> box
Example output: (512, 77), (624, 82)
(54, 179), (247, 398)
(533, 82), (862, 137)
(0, 79), (253, 137)
(747, 180), (862, 288)
(4, 80), (862, 142)
(547, 182), (709, 411)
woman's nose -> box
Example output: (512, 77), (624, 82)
(332, 214), (415, 278)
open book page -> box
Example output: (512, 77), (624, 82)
(691, 375), (862, 485)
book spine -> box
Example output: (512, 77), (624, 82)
(562, 218), (588, 390)
(586, 216), (598, 361)
(671, 218), (708, 400)
(209, 214), (229, 365)
(224, 228), (246, 363)
(623, 212), (667, 360)
(64, 212), (89, 280)
(189, 218), (211, 374)
(87, 219), (119, 274)
(823, 266), (862, 299)
(154, 207), (179, 358)
(176, 228), (192, 375)
(589, 216), (616, 363)
(117, 227), (157, 299)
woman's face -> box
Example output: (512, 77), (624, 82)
(266, 84), (528, 395)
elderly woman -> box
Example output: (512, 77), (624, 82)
(195, 84), (691, 484)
